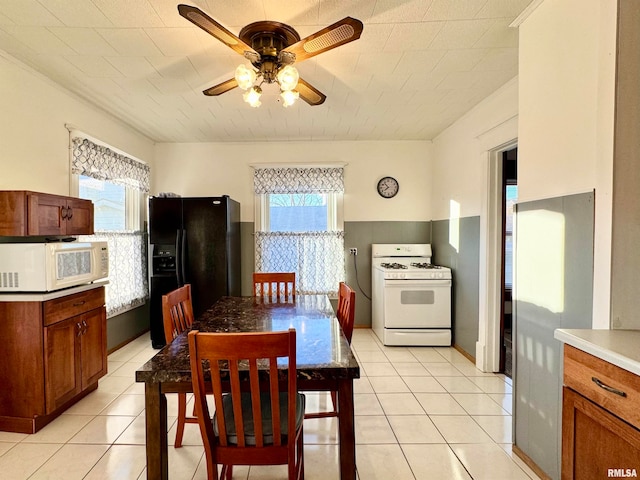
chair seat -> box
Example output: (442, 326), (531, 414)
(214, 392), (305, 446)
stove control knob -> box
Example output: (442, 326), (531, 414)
(437, 272), (443, 279)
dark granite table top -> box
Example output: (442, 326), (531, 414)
(135, 295), (360, 384)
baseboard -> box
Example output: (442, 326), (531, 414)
(453, 343), (476, 363)
(512, 444), (552, 480)
(107, 328), (149, 355)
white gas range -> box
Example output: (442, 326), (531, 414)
(371, 244), (452, 346)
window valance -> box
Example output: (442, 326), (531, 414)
(253, 167), (344, 194)
(71, 137), (150, 193)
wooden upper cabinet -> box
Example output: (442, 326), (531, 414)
(0, 190), (94, 236)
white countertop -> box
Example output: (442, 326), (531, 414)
(0, 280), (108, 302)
(555, 328), (640, 377)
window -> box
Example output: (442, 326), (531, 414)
(254, 167), (345, 296)
(79, 176), (126, 230)
(268, 193), (328, 231)
(71, 136), (149, 317)
(504, 184), (517, 289)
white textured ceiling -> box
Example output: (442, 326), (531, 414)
(0, 0), (531, 143)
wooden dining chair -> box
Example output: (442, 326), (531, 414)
(188, 328), (305, 480)
(305, 282), (356, 419)
(162, 284), (198, 448)
(253, 272), (296, 301)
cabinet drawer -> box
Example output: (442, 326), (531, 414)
(43, 288), (105, 326)
(564, 345), (640, 429)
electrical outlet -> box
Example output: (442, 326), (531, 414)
(349, 248), (358, 255)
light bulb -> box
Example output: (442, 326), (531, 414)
(234, 64), (256, 90)
(280, 89), (299, 107)
(243, 86), (262, 107)
(277, 65), (299, 91)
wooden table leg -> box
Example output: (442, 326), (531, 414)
(145, 382), (168, 480)
(337, 379), (356, 480)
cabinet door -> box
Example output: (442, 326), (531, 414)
(0, 191), (28, 236)
(65, 197), (94, 235)
(44, 317), (81, 413)
(27, 193), (66, 236)
(80, 307), (107, 388)
(562, 386), (640, 479)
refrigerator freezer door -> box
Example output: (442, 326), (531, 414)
(182, 197), (231, 317)
(149, 197), (182, 245)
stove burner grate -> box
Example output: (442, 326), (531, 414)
(380, 262), (408, 270)
(410, 262), (442, 269)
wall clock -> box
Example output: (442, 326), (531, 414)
(377, 176), (399, 198)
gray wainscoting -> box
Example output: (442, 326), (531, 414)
(514, 191), (594, 480)
(107, 302), (149, 352)
(431, 216), (481, 356)
(241, 221), (432, 327)
(344, 221), (431, 327)
(240, 222), (255, 296)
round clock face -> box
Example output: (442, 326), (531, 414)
(377, 176), (399, 198)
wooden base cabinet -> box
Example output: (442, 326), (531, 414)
(0, 287), (106, 433)
(44, 307), (106, 412)
(562, 345), (640, 479)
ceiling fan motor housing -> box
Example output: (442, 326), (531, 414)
(239, 21), (301, 83)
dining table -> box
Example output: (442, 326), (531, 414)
(135, 294), (361, 480)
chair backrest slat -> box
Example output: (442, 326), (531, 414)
(253, 272), (296, 301)
(162, 284), (194, 343)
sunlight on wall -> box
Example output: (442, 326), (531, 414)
(517, 209), (565, 314)
(449, 199), (460, 252)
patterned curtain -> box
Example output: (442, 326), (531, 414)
(254, 166), (345, 296)
(71, 137), (150, 193)
(84, 232), (148, 317)
(72, 136), (150, 317)
(254, 167), (344, 194)
(255, 231), (345, 295)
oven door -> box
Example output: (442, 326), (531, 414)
(383, 279), (451, 328)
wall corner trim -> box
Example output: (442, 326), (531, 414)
(510, 0), (545, 28)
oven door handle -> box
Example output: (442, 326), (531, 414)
(384, 279), (452, 287)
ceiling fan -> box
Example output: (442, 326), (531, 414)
(177, 4), (364, 107)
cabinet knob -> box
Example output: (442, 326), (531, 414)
(61, 206), (68, 219)
(73, 301), (86, 307)
(67, 207), (73, 219)
(76, 322), (82, 337)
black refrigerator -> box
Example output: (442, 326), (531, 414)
(149, 195), (241, 348)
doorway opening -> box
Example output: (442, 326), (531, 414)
(500, 148), (517, 377)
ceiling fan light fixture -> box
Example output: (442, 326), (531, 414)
(243, 86), (262, 107)
(234, 64), (256, 90)
(277, 65), (299, 91)
(280, 89), (299, 107)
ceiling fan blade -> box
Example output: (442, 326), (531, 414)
(177, 4), (256, 57)
(283, 17), (363, 63)
(296, 78), (326, 106)
(203, 78), (238, 96)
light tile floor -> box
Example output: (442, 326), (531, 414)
(0, 329), (543, 480)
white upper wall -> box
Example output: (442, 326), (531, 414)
(0, 51), (154, 195)
(518, 0), (616, 328)
(518, 0), (615, 204)
(153, 140), (433, 222)
(431, 77), (519, 221)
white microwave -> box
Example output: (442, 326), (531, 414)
(0, 242), (109, 292)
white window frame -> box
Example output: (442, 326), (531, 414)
(255, 192), (343, 232)
(71, 176), (146, 232)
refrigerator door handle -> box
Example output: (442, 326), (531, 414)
(180, 229), (188, 284)
(175, 228), (183, 286)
